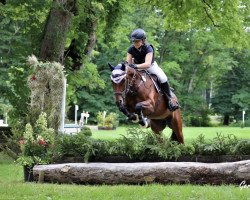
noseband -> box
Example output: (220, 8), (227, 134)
(112, 68), (138, 99)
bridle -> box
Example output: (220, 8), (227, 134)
(113, 67), (140, 102)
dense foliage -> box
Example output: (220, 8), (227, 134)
(0, 0), (249, 127)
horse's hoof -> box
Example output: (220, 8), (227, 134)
(131, 114), (139, 123)
(139, 122), (148, 128)
(139, 118), (149, 128)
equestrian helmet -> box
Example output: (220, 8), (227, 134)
(130, 28), (146, 42)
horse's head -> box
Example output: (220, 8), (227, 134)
(109, 62), (141, 106)
(109, 63), (126, 82)
(109, 62), (127, 105)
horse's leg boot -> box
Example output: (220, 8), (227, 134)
(161, 81), (179, 112)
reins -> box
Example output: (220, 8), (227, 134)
(114, 67), (137, 100)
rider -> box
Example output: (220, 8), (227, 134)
(126, 28), (179, 112)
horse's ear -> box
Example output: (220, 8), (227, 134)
(121, 63), (126, 71)
(108, 63), (115, 71)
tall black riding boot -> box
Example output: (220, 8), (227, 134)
(161, 81), (179, 111)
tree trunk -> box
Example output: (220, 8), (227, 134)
(39, 0), (75, 63)
(223, 114), (230, 125)
(84, 19), (97, 58)
(64, 2), (98, 70)
(33, 161), (250, 185)
(187, 67), (198, 93)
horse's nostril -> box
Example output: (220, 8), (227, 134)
(118, 100), (123, 105)
(116, 100), (123, 106)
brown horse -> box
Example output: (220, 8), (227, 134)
(109, 62), (184, 144)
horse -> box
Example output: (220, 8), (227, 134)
(109, 62), (184, 144)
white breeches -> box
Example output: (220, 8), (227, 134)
(145, 61), (168, 83)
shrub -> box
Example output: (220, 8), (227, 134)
(192, 133), (239, 155)
(16, 112), (55, 166)
(55, 132), (107, 162)
(107, 127), (194, 160)
(96, 111), (119, 129)
(233, 140), (250, 155)
(79, 127), (92, 137)
(52, 128), (249, 163)
(229, 119), (250, 127)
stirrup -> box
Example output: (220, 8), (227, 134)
(168, 99), (179, 112)
(168, 103), (179, 112)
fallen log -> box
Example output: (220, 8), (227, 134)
(33, 160), (250, 185)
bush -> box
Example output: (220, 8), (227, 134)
(228, 119), (250, 127)
(192, 133), (239, 155)
(55, 132), (107, 162)
(96, 111), (119, 129)
(104, 127), (194, 160)
(110, 128), (158, 159)
(52, 129), (249, 163)
(53, 127), (196, 162)
(79, 127), (92, 137)
(233, 140), (250, 155)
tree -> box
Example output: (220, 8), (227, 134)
(156, 29), (236, 125)
(231, 50), (250, 112)
(0, 0), (51, 125)
(212, 50), (250, 125)
(147, 0), (250, 48)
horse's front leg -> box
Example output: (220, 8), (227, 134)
(116, 100), (138, 121)
(135, 100), (154, 128)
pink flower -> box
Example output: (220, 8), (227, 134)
(38, 139), (46, 146)
(31, 75), (36, 81)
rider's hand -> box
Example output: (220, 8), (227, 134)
(129, 64), (138, 69)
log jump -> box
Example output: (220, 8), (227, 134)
(33, 160), (250, 185)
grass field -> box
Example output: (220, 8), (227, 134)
(92, 126), (250, 143)
(0, 127), (250, 199)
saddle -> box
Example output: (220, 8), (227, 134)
(140, 70), (175, 94)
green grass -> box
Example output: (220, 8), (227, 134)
(1, 180), (250, 199)
(1, 127), (250, 199)
(0, 160), (249, 200)
(92, 126), (250, 143)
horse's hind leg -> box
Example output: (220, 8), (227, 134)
(169, 109), (184, 144)
(150, 119), (168, 142)
(150, 119), (167, 134)
(170, 131), (178, 141)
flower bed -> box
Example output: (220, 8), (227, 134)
(16, 112), (55, 180)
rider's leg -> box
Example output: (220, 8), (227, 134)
(147, 62), (179, 111)
(161, 81), (179, 111)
